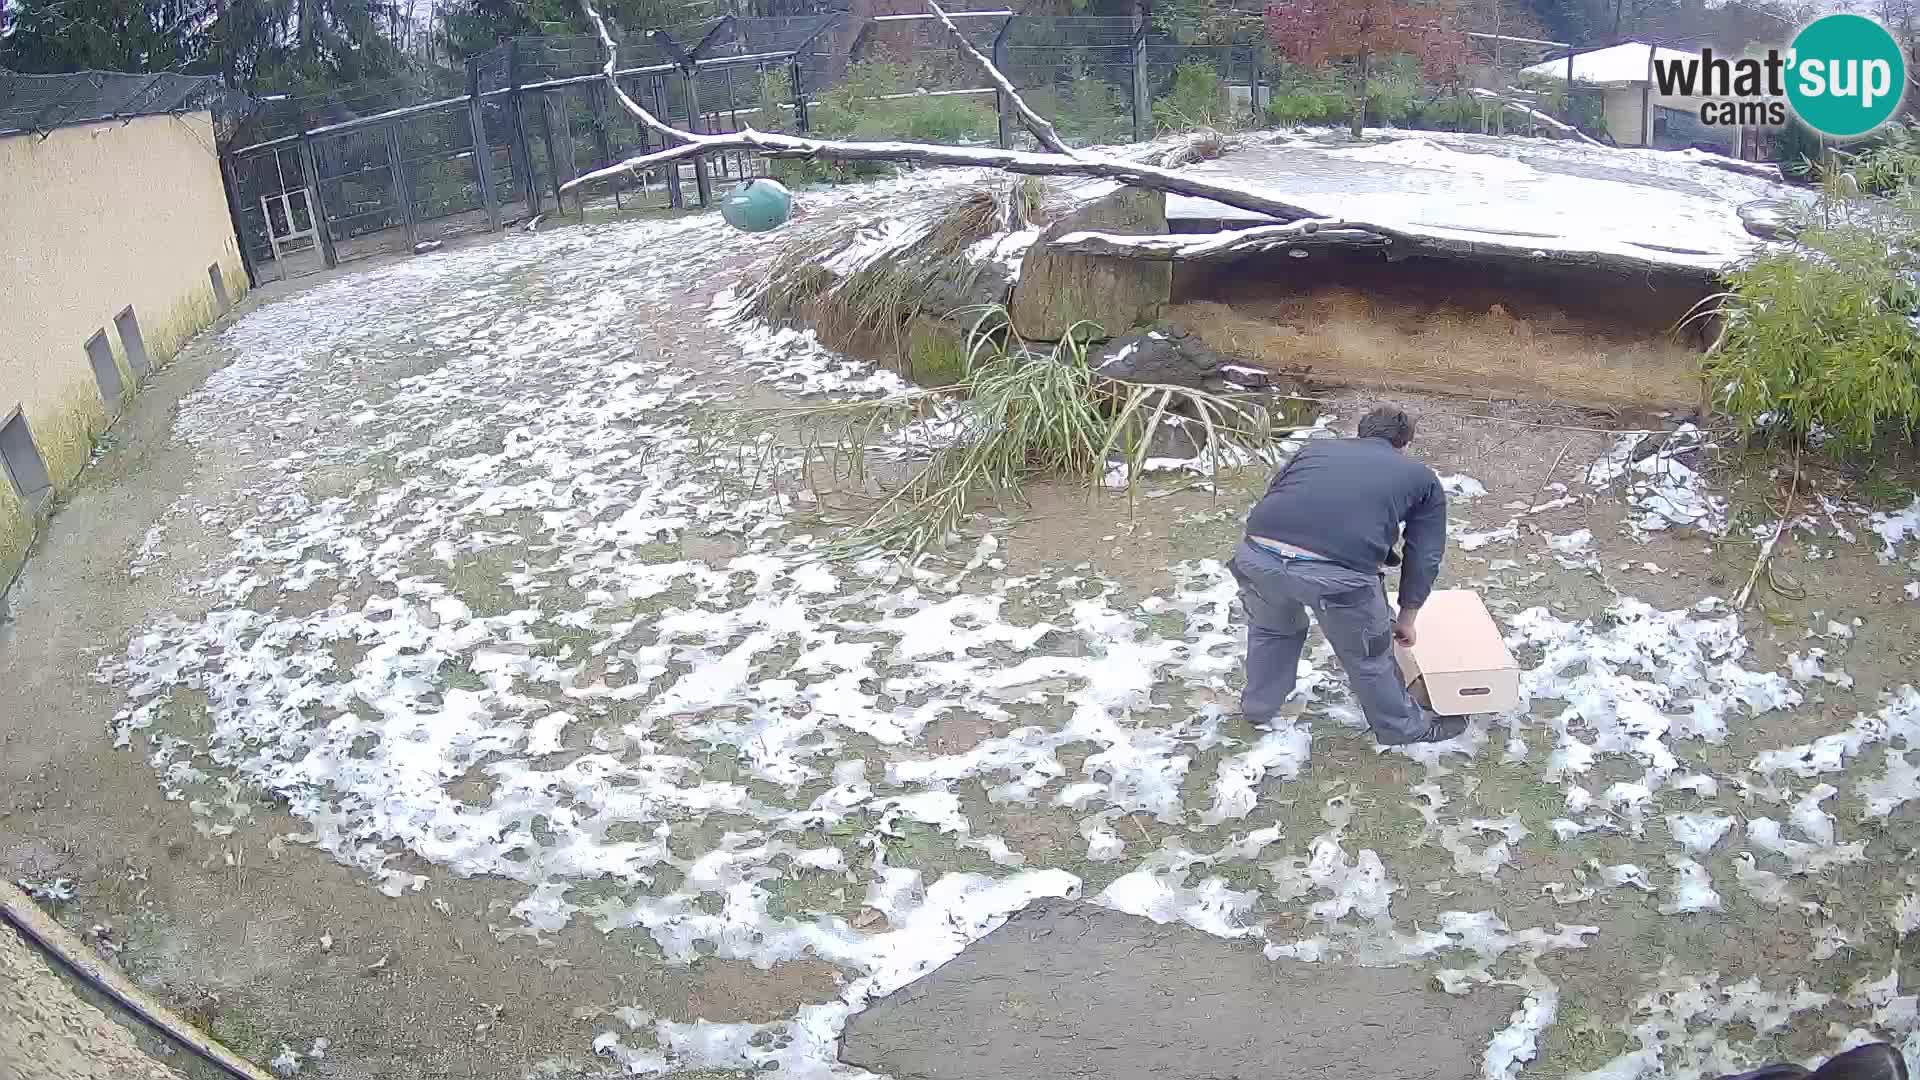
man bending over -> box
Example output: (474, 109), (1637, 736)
(1228, 404), (1461, 745)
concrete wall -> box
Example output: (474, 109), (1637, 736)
(0, 110), (246, 588)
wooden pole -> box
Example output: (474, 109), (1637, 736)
(684, 68), (712, 206)
(297, 133), (337, 268)
(217, 149), (261, 287)
(384, 121), (419, 251)
(539, 89), (576, 212)
(658, 76), (683, 208)
(791, 56), (809, 133)
(994, 16), (1014, 149)
(726, 64), (740, 131)
(1252, 47), (1263, 118)
(467, 57), (501, 231)
(509, 41), (541, 214)
(1131, 15), (1149, 143)
(1566, 51), (1574, 125)
(588, 80), (619, 208)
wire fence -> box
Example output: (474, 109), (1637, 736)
(217, 12), (1599, 286)
(0, 69), (228, 138)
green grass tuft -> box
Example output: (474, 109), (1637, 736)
(731, 306), (1294, 559)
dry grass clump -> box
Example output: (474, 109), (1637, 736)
(1171, 286), (1704, 411)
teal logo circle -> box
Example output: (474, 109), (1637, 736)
(1787, 14), (1906, 138)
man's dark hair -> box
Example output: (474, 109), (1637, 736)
(1357, 405), (1416, 449)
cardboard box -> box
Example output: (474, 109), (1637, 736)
(1394, 589), (1520, 716)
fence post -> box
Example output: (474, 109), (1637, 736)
(994, 16), (1014, 149)
(588, 81), (618, 207)
(1131, 18), (1150, 143)
(790, 56), (809, 133)
(467, 58), (501, 232)
(217, 149), (261, 288)
(297, 133), (338, 269)
(1565, 54), (1574, 126)
(539, 91), (575, 212)
(1250, 47), (1263, 120)
(683, 69), (713, 207)
(383, 121), (419, 251)
(508, 40), (541, 214)
(657, 76), (684, 209)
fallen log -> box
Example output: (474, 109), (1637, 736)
(1048, 222), (1724, 282)
(1050, 220), (1389, 259)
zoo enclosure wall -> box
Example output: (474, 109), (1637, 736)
(0, 107), (248, 595)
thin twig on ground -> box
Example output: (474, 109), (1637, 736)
(1734, 442), (1802, 610)
(1461, 414), (1673, 436)
(1535, 439), (1576, 500)
(1127, 813), (1152, 843)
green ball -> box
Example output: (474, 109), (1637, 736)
(720, 179), (794, 233)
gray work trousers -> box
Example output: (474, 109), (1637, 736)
(1228, 539), (1429, 743)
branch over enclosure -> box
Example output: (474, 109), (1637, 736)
(565, 0), (1330, 222)
(925, 0), (1077, 158)
(564, 0), (1702, 270)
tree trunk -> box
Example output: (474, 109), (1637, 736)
(1349, 47), (1368, 140)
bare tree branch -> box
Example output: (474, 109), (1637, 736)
(579, 0), (690, 148)
(566, 0), (1726, 289)
(1051, 220), (1390, 259)
(567, 132), (1327, 219)
(1465, 88), (1604, 147)
(565, 0), (1325, 222)
(926, 0), (1077, 158)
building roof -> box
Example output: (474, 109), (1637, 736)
(1521, 42), (1698, 87)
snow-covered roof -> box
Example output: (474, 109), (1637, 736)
(1521, 42), (1698, 87)
(1167, 129), (1808, 274)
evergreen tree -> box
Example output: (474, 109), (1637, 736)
(1, 0), (412, 92)
(438, 0), (537, 59)
(0, 0), (208, 73)
(434, 0), (711, 56)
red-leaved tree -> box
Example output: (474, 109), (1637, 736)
(1265, 0), (1470, 139)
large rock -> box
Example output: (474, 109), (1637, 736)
(1010, 188), (1172, 341)
(1738, 199), (1798, 242)
(919, 254), (1018, 321)
(839, 899), (1521, 1080)
(1093, 321), (1273, 391)
(1093, 330), (1208, 387)
(1092, 323), (1283, 459)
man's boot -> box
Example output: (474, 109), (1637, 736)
(1375, 714), (1466, 746)
(1248, 701), (1307, 731)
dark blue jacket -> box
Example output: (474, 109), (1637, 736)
(1244, 436), (1447, 609)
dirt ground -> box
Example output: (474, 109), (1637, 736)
(1171, 249), (1711, 413)
(1, 919), (193, 1080)
(3, 171), (1920, 1080)
(839, 898), (1522, 1080)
